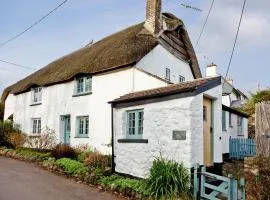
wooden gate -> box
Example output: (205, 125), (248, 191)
(193, 164), (245, 200)
(229, 138), (256, 159)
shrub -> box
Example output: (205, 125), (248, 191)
(145, 157), (190, 199)
(51, 144), (77, 159)
(99, 175), (148, 197)
(25, 127), (57, 149)
(56, 158), (88, 176)
(6, 132), (26, 149)
(0, 121), (21, 148)
(16, 148), (50, 161)
(84, 168), (105, 185)
(246, 156), (270, 199)
(84, 152), (111, 170)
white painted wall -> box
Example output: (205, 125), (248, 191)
(136, 45), (194, 83)
(3, 93), (15, 120)
(114, 85), (222, 178)
(221, 111), (248, 153)
(9, 67), (168, 153)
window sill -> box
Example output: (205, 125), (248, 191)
(118, 139), (148, 143)
(28, 134), (41, 137)
(74, 136), (89, 139)
(72, 92), (92, 97)
(30, 102), (42, 106)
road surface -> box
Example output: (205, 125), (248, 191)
(0, 156), (121, 200)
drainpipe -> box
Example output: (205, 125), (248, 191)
(111, 104), (115, 173)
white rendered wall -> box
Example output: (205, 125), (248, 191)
(114, 85), (222, 178)
(11, 67), (167, 154)
(3, 94), (15, 120)
(221, 111), (248, 153)
(114, 97), (195, 178)
(136, 45), (194, 83)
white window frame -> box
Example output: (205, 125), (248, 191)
(31, 118), (41, 134)
(179, 75), (185, 83)
(75, 76), (92, 95)
(76, 116), (89, 137)
(237, 116), (244, 136)
(32, 87), (42, 104)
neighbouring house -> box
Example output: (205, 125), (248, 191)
(205, 63), (249, 158)
(1, 0), (201, 154)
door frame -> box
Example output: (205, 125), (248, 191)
(203, 96), (214, 166)
(60, 115), (71, 144)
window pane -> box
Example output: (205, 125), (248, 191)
(77, 78), (84, 93)
(128, 112), (135, 135)
(165, 68), (170, 80)
(37, 120), (41, 134)
(85, 77), (91, 92)
(138, 111), (144, 135)
(222, 111), (226, 131)
(85, 117), (89, 135)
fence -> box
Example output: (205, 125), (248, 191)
(193, 164), (245, 200)
(229, 138), (256, 159)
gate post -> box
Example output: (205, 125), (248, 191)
(228, 174), (238, 200)
(193, 163), (200, 200)
(200, 166), (206, 198)
(240, 178), (246, 200)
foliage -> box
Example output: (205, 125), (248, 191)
(56, 158), (88, 176)
(6, 132), (27, 149)
(16, 148), (50, 161)
(99, 175), (149, 197)
(246, 156), (270, 200)
(84, 168), (106, 185)
(145, 157), (191, 199)
(0, 121), (21, 147)
(25, 127), (57, 149)
(0, 102), (4, 121)
(51, 144), (77, 159)
(84, 152), (111, 170)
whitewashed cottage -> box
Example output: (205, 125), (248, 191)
(1, 0), (248, 177)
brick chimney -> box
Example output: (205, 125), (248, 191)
(144, 0), (162, 35)
(206, 63), (218, 77)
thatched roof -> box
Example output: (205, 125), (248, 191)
(1, 13), (201, 102)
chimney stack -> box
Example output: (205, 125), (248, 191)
(144, 0), (162, 36)
(206, 63), (218, 77)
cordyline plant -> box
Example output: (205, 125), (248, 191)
(25, 127), (56, 149)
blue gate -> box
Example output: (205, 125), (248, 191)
(193, 164), (245, 200)
(230, 138), (256, 159)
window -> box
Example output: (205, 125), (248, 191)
(75, 76), (92, 95)
(229, 113), (233, 127)
(127, 110), (144, 139)
(32, 118), (41, 134)
(222, 111), (226, 131)
(179, 75), (185, 83)
(76, 116), (89, 137)
(32, 87), (42, 104)
(165, 68), (170, 81)
(237, 116), (243, 136)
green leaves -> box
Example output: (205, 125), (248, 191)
(145, 157), (191, 199)
(56, 158), (88, 176)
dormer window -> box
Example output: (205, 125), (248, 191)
(32, 87), (42, 104)
(165, 68), (170, 81)
(74, 75), (92, 96)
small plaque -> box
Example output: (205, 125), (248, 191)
(172, 131), (186, 140)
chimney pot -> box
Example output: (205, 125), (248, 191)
(206, 63), (218, 77)
(144, 0), (162, 36)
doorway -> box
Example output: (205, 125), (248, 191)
(61, 115), (71, 144)
(203, 97), (213, 166)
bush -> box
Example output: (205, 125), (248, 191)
(6, 132), (26, 149)
(56, 158), (88, 176)
(16, 148), (50, 161)
(84, 152), (111, 170)
(145, 157), (191, 199)
(99, 175), (148, 197)
(25, 127), (56, 149)
(246, 156), (270, 199)
(84, 168), (105, 185)
(0, 121), (21, 147)
(51, 144), (77, 159)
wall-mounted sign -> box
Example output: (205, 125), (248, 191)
(172, 131), (186, 140)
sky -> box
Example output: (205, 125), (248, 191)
(0, 0), (269, 96)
